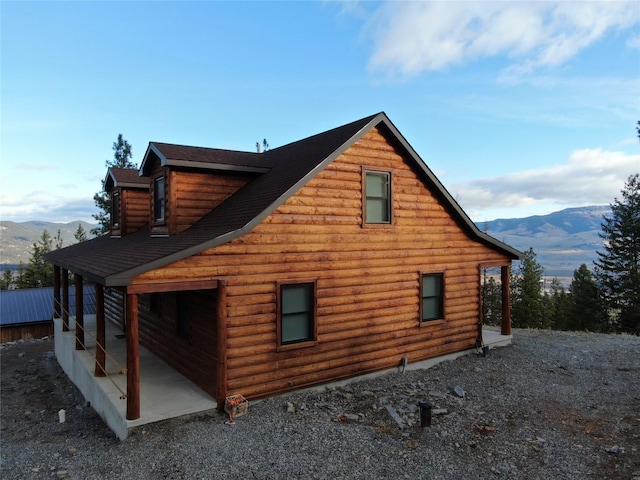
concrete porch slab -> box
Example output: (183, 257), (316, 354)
(53, 316), (217, 440)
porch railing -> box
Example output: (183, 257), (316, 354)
(55, 298), (128, 400)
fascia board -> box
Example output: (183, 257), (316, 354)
(164, 158), (269, 174)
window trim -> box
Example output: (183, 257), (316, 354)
(420, 272), (445, 324)
(276, 280), (318, 351)
(111, 191), (120, 228)
(362, 168), (393, 226)
(153, 175), (166, 224)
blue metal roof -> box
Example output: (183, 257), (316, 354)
(0, 285), (96, 326)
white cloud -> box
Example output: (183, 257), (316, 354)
(0, 191), (96, 223)
(627, 33), (640, 49)
(450, 149), (640, 219)
(365, 1), (640, 79)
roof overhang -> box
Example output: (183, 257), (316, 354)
(140, 143), (270, 176)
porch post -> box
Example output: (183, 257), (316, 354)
(216, 279), (228, 409)
(62, 269), (69, 331)
(125, 293), (140, 420)
(94, 284), (106, 377)
(501, 265), (512, 336)
(75, 274), (84, 350)
(53, 266), (61, 319)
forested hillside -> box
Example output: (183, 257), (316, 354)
(0, 221), (96, 268)
(479, 205), (608, 279)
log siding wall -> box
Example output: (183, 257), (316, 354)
(170, 171), (252, 234)
(137, 291), (217, 396)
(133, 127), (511, 399)
(104, 287), (218, 396)
(122, 189), (149, 235)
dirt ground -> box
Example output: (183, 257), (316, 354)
(2, 332), (640, 479)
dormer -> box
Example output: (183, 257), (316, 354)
(104, 167), (150, 237)
(139, 142), (271, 236)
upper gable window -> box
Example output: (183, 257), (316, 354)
(364, 170), (391, 224)
(153, 176), (165, 222)
(111, 191), (120, 228)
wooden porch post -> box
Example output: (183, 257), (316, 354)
(75, 274), (84, 350)
(94, 284), (106, 377)
(53, 266), (61, 319)
(216, 280), (228, 409)
(126, 293), (140, 420)
(62, 269), (69, 331)
(501, 265), (512, 336)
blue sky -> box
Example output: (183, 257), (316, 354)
(1, 0), (639, 225)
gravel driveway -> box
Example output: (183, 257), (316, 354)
(2, 329), (639, 479)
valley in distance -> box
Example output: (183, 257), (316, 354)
(0, 206), (610, 287)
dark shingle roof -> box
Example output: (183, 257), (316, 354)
(45, 112), (522, 286)
(141, 143), (271, 175)
(0, 285), (96, 326)
(105, 167), (149, 191)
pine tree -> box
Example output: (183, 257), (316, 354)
(0, 269), (13, 290)
(15, 230), (59, 288)
(482, 271), (502, 326)
(568, 264), (605, 332)
(594, 174), (640, 334)
(92, 134), (136, 235)
(74, 223), (88, 243)
(511, 248), (544, 328)
(545, 277), (571, 330)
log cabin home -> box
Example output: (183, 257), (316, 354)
(45, 112), (522, 438)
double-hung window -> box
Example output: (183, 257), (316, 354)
(421, 273), (444, 322)
(154, 176), (165, 222)
(279, 282), (316, 346)
(365, 170), (391, 224)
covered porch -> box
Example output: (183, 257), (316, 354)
(53, 314), (217, 440)
(54, 309), (511, 440)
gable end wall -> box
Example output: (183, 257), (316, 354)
(133, 127), (511, 399)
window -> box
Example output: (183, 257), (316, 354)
(111, 191), (120, 227)
(421, 273), (444, 321)
(365, 170), (391, 224)
(176, 292), (189, 340)
(154, 176), (165, 222)
(279, 282), (316, 346)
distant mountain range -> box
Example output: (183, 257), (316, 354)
(0, 206), (610, 281)
(0, 220), (97, 269)
(479, 205), (609, 280)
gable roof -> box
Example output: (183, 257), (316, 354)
(105, 167), (149, 191)
(141, 143), (271, 175)
(46, 112), (522, 286)
(0, 285), (96, 326)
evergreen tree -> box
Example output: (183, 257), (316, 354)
(0, 269), (13, 290)
(74, 223), (88, 243)
(594, 174), (640, 334)
(15, 230), (59, 288)
(482, 271), (502, 326)
(568, 264), (605, 332)
(511, 248), (544, 328)
(92, 134), (136, 235)
(544, 277), (571, 330)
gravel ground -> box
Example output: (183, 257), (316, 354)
(1, 329), (639, 480)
